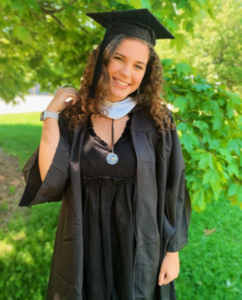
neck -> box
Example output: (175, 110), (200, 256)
(107, 96), (130, 103)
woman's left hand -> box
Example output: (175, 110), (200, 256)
(158, 251), (180, 286)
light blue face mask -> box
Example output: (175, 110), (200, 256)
(102, 96), (138, 120)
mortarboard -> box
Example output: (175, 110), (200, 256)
(86, 9), (175, 98)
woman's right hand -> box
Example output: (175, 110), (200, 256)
(46, 87), (79, 113)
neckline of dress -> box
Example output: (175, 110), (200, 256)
(88, 114), (132, 152)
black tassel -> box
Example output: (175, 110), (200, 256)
(89, 11), (113, 99)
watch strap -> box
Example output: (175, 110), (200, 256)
(40, 111), (59, 121)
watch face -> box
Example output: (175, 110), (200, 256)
(40, 111), (45, 121)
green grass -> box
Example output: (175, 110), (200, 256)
(176, 199), (242, 299)
(0, 112), (242, 300)
(0, 113), (42, 169)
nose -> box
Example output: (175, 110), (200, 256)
(120, 63), (132, 78)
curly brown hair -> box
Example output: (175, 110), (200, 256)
(63, 34), (174, 133)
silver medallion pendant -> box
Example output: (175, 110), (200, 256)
(106, 118), (119, 165)
(106, 152), (119, 165)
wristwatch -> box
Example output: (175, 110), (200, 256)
(40, 111), (59, 121)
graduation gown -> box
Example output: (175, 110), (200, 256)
(19, 105), (191, 300)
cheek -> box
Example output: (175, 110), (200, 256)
(107, 60), (120, 75)
(134, 72), (145, 86)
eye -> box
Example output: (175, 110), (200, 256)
(114, 56), (123, 61)
(135, 65), (143, 70)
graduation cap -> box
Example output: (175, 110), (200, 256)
(86, 9), (175, 98)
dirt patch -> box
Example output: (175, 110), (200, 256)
(0, 148), (27, 228)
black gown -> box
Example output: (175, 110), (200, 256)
(81, 112), (138, 300)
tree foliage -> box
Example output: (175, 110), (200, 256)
(163, 59), (242, 212)
(158, 0), (242, 96)
(0, 0), (213, 103)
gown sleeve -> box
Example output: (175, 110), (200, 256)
(18, 111), (71, 207)
(163, 112), (192, 252)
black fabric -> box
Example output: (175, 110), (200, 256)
(86, 9), (175, 42)
(108, 21), (155, 45)
(18, 106), (191, 300)
(81, 114), (138, 300)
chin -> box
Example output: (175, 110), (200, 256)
(108, 93), (129, 101)
(109, 89), (136, 101)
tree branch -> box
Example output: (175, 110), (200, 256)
(37, 1), (88, 32)
(92, 2), (110, 10)
(38, 0), (78, 14)
(39, 5), (65, 28)
(80, 25), (89, 34)
(172, 112), (204, 149)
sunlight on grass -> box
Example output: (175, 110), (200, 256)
(0, 112), (42, 125)
(12, 231), (26, 241)
(0, 241), (13, 257)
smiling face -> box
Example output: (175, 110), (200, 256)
(106, 38), (150, 102)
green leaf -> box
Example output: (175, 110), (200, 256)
(226, 108), (234, 119)
(174, 96), (187, 113)
(212, 116), (223, 131)
(237, 186), (242, 203)
(228, 183), (238, 197)
(192, 82), (211, 92)
(177, 0), (190, 10)
(198, 153), (214, 169)
(189, 133), (201, 147)
(140, 0), (151, 9)
(167, 19), (177, 31)
(227, 164), (239, 178)
(238, 116), (242, 129)
(228, 140), (241, 156)
(202, 169), (221, 185)
(193, 120), (209, 131)
(0, 0), (11, 9)
(14, 26), (32, 43)
(172, 33), (187, 52)
(217, 98), (225, 106)
(218, 148), (233, 163)
(176, 122), (190, 131)
(161, 59), (173, 67)
(130, 0), (141, 8)
(228, 184), (242, 204)
(192, 189), (206, 212)
(201, 100), (219, 112)
(180, 134), (194, 152)
(176, 62), (192, 76)
(228, 94), (241, 109)
(186, 20), (194, 32)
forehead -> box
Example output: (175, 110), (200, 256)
(115, 38), (149, 62)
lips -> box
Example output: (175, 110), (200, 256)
(113, 77), (131, 89)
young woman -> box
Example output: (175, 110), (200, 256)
(19, 9), (191, 300)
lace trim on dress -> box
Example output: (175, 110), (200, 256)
(81, 175), (134, 184)
(87, 114), (132, 151)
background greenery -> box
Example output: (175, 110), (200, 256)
(0, 0), (241, 299)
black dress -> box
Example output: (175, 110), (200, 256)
(81, 113), (137, 300)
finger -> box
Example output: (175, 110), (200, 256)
(65, 96), (74, 103)
(163, 275), (171, 285)
(64, 93), (77, 102)
(158, 271), (166, 286)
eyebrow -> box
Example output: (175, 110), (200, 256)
(115, 52), (147, 66)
